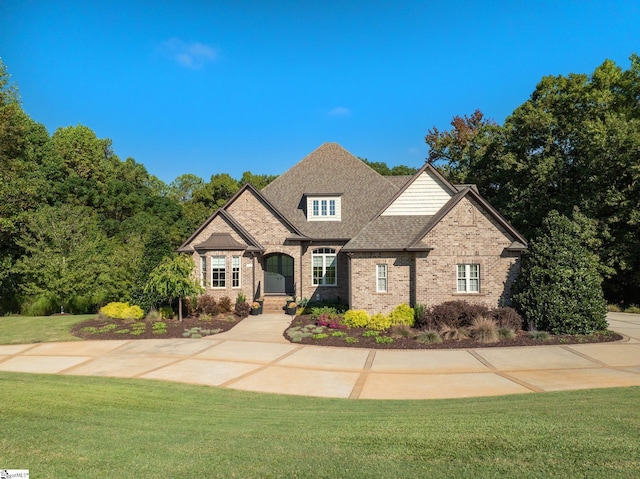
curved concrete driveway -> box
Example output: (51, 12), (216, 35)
(1, 313), (639, 399)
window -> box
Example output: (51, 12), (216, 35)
(376, 264), (388, 293)
(307, 196), (341, 221)
(232, 256), (241, 288)
(312, 248), (337, 286)
(200, 256), (207, 287)
(211, 256), (226, 288)
(457, 264), (479, 293)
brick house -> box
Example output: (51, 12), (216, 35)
(177, 143), (527, 313)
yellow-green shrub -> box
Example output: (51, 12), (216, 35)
(343, 309), (370, 328)
(389, 304), (415, 327)
(100, 302), (144, 320)
(368, 313), (392, 331)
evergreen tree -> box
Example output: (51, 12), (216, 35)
(513, 210), (608, 335)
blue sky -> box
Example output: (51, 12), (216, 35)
(1, 1), (638, 184)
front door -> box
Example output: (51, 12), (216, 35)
(264, 254), (294, 294)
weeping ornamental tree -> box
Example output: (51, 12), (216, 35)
(513, 210), (608, 335)
(144, 255), (203, 321)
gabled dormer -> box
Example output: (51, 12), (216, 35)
(305, 193), (342, 221)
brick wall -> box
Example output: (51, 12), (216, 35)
(349, 196), (523, 314)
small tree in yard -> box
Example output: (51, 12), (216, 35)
(144, 255), (203, 321)
(513, 210), (608, 335)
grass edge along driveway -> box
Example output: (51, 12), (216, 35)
(0, 314), (93, 344)
(1, 372), (639, 478)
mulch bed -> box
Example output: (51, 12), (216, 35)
(72, 313), (623, 349)
(283, 315), (623, 350)
(72, 314), (243, 341)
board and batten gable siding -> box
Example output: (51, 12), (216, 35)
(381, 169), (453, 216)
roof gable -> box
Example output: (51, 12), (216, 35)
(380, 164), (456, 216)
(261, 143), (400, 239)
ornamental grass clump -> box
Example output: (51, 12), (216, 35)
(470, 315), (499, 344)
(439, 324), (469, 341)
(416, 330), (442, 344)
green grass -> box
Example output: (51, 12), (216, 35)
(0, 314), (94, 344)
(1, 373), (639, 478)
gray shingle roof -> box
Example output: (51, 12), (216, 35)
(261, 143), (401, 239)
(195, 233), (246, 251)
(342, 216), (433, 251)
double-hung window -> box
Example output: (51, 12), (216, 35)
(232, 256), (241, 288)
(312, 248), (337, 286)
(457, 264), (479, 293)
(376, 264), (388, 293)
(211, 256), (226, 288)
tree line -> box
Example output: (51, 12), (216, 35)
(427, 55), (640, 306)
(1, 55), (638, 315)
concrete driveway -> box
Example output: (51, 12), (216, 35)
(0, 312), (639, 400)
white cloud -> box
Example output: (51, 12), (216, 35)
(327, 106), (351, 117)
(159, 38), (217, 69)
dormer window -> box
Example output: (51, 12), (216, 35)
(307, 195), (341, 221)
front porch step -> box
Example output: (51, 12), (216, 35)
(260, 296), (289, 314)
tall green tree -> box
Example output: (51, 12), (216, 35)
(12, 205), (111, 313)
(144, 255), (203, 321)
(358, 158), (418, 176)
(513, 210), (608, 334)
(428, 55), (640, 304)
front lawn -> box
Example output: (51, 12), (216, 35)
(0, 314), (94, 344)
(1, 372), (639, 478)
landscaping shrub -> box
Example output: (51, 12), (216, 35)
(375, 336), (393, 344)
(20, 295), (57, 316)
(235, 301), (250, 318)
(311, 306), (340, 319)
(513, 210), (608, 335)
(607, 304), (622, 312)
(626, 305), (640, 314)
(413, 303), (426, 323)
(491, 307), (523, 332)
(368, 313), (392, 331)
(470, 316), (499, 344)
(196, 295), (218, 315)
(343, 310), (370, 328)
(389, 304), (415, 327)
(159, 306), (174, 319)
(100, 302), (144, 320)
(218, 296), (232, 313)
(418, 300), (488, 330)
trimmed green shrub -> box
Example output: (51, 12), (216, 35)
(626, 305), (640, 314)
(389, 304), (415, 327)
(343, 309), (370, 328)
(607, 304), (622, 312)
(498, 327), (515, 340)
(100, 302), (144, 320)
(159, 306), (174, 319)
(368, 313), (392, 331)
(513, 210), (608, 335)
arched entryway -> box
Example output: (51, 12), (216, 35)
(264, 253), (295, 295)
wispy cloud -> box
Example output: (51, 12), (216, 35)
(327, 106), (351, 117)
(159, 38), (217, 69)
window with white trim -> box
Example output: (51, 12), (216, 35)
(211, 256), (226, 288)
(376, 264), (388, 293)
(307, 196), (341, 221)
(232, 256), (241, 288)
(312, 248), (337, 286)
(457, 264), (479, 293)
(200, 256), (207, 287)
